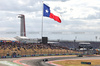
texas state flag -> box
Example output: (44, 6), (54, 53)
(43, 4), (61, 23)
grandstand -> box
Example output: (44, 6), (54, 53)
(53, 41), (100, 49)
(0, 39), (82, 57)
(0, 37), (100, 57)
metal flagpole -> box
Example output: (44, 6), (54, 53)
(41, 1), (44, 38)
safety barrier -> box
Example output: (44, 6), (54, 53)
(0, 53), (84, 58)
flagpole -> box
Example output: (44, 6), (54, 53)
(41, 1), (43, 38)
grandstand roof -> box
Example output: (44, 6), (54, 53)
(0, 37), (17, 41)
(14, 36), (28, 40)
(48, 42), (59, 43)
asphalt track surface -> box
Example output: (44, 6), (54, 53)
(20, 56), (100, 66)
(1, 56), (100, 66)
(20, 56), (78, 66)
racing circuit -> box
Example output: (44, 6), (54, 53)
(0, 55), (100, 66)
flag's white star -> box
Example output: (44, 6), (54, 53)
(45, 10), (48, 13)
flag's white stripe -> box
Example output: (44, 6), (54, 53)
(50, 9), (61, 18)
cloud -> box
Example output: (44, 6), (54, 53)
(0, 0), (100, 40)
(0, 0), (42, 12)
(85, 12), (100, 20)
(44, 0), (69, 2)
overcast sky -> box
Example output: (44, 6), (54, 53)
(0, 0), (100, 41)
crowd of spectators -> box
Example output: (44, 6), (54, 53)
(1, 40), (99, 56)
(0, 41), (69, 52)
(0, 41), (100, 52)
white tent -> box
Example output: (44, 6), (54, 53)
(14, 36), (28, 40)
(0, 37), (17, 41)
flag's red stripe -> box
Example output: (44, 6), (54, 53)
(50, 13), (61, 23)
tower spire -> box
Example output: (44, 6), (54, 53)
(18, 14), (26, 37)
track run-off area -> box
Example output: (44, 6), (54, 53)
(0, 55), (100, 66)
